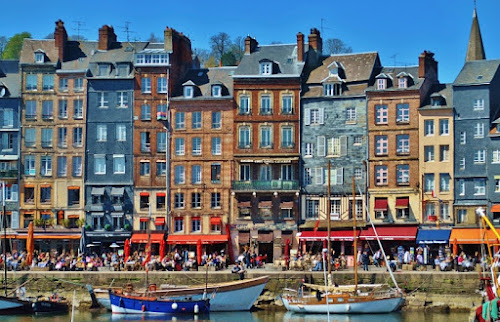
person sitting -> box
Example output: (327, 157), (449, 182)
(231, 261), (246, 280)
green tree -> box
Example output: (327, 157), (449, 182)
(204, 56), (218, 68)
(221, 51), (237, 66)
(0, 36), (7, 57)
(2, 32), (31, 59)
(325, 38), (353, 55)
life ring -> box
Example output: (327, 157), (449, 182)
(50, 294), (59, 302)
(148, 284), (157, 292)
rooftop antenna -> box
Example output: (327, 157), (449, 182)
(390, 53), (398, 67)
(120, 21), (135, 42)
(72, 21), (87, 41)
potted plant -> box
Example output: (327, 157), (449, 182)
(34, 219), (44, 227)
(104, 224), (112, 231)
(124, 223), (131, 231)
(76, 218), (86, 228)
(84, 224), (92, 230)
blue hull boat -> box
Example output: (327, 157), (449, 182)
(109, 290), (210, 315)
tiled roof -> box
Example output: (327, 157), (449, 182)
(453, 60), (500, 85)
(172, 66), (236, 99)
(19, 39), (59, 65)
(419, 83), (453, 110)
(0, 60), (20, 97)
(366, 66), (422, 91)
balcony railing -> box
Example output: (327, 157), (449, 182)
(0, 169), (17, 178)
(232, 180), (299, 191)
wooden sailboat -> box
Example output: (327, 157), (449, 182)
(281, 171), (405, 314)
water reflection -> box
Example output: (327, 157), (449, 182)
(282, 311), (402, 322)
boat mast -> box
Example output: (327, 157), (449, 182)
(2, 182), (6, 297)
(352, 176), (357, 293)
(146, 202), (152, 288)
(327, 161), (332, 277)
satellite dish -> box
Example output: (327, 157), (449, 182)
(0, 87), (5, 97)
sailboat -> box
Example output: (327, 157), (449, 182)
(281, 172), (405, 314)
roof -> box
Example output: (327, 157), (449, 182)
(0, 60), (20, 97)
(453, 60), (500, 85)
(233, 44), (305, 78)
(172, 66), (236, 99)
(20, 39), (59, 65)
(366, 66), (422, 92)
(419, 83), (453, 110)
(60, 41), (98, 72)
(466, 8), (486, 62)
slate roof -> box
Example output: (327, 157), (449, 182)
(366, 66), (422, 92)
(453, 60), (500, 86)
(59, 41), (98, 72)
(0, 60), (20, 97)
(172, 66), (236, 99)
(87, 42), (148, 78)
(19, 39), (59, 65)
(419, 83), (453, 110)
(233, 44), (306, 78)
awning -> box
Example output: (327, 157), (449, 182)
(131, 233), (165, 244)
(167, 234), (229, 245)
(395, 197), (409, 209)
(298, 230), (360, 241)
(139, 217), (149, 222)
(416, 229), (452, 244)
(238, 201), (251, 208)
(238, 231), (250, 244)
(140, 192), (149, 197)
(155, 217), (165, 225)
(68, 186), (80, 190)
(258, 231), (274, 243)
(110, 187), (124, 196)
(259, 201), (272, 208)
(374, 199), (388, 211)
(360, 225), (418, 241)
(91, 187), (105, 195)
(280, 201), (294, 209)
(449, 228), (500, 244)
(156, 192), (166, 197)
(492, 205), (500, 213)
(210, 217), (222, 225)
(67, 215), (80, 219)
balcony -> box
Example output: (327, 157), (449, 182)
(232, 180), (299, 191)
(0, 169), (18, 178)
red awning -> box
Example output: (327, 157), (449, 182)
(140, 192), (149, 196)
(131, 233), (165, 244)
(492, 205), (500, 213)
(395, 197), (409, 209)
(298, 230), (360, 241)
(374, 199), (388, 211)
(139, 217), (149, 222)
(167, 234), (229, 245)
(210, 217), (222, 225)
(156, 192), (166, 197)
(155, 217), (165, 225)
(280, 201), (294, 209)
(360, 226), (418, 241)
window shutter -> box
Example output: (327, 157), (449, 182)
(304, 109), (310, 126)
(336, 168), (343, 185)
(11, 184), (18, 201)
(340, 136), (348, 156)
(319, 108), (325, 125)
(317, 136), (326, 156)
(315, 167), (324, 185)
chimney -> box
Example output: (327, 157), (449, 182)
(418, 50), (438, 81)
(297, 32), (304, 62)
(164, 27), (173, 52)
(98, 25), (117, 51)
(54, 19), (68, 62)
(244, 35), (258, 54)
(308, 28), (322, 54)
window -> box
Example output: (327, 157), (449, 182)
(440, 203), (450, 221)
(212, 85), (221, 97)
(424, 120), (434, 136)
(396, 135), (409, 154)
(59, 78), (68, 91)
(439, 119), (449, 135)
(141, 132), (151, 152)
(282, 95), (293, 114)
(346, 107), (356, 122)
(260, 126), (272, 148)
(113, 155), (125, 174)
(260, 165), (272, 181)
(174, 217), (184, 232)
(0, 133), (13, 151)
(41, 128), (53, 148)
(212, 111), (221, 129)
(330, 199), (341, 217)
(135, 53), (169, 65)
(376, 78), (386, 90)
(117, 64), (128, 77)
(74, 78), (83, 92)
(96, 125), (107, 142)
(56, 100), (68, 119)
(157, 132), (166, 152)
(73, 128), (82, 147)
(57, 156), (67, 177)
(211, 137), (221, 155)
(72, 156), (82, 177)
(97, 92), (109, 108)
(303, 168), (312, 185)
(25, 101), (37, 120)
(192, 137), (202, 155)
(375, 105), (388, 124)
(42, 101), (53, 119)
(458, 179), (465, 196)
(175, 138), (185, 156)
(141, 78), (151, 93)
(473, 99), (485, 111)
(156, 161), (166, 176)
(353, 136), (363, 145)
(35, 52), (44, 63)
(474, 179), (486, 195)
(183, 86), (193, 98)
(308, 108), (324, 125)
(24, 156), (35, 176)
(440, 173), (450, 192)
(396, 103), (409, 123)
(94, 155), (106, 174)
(354, 168), (363, 179)
(238, 126), (251, 148)
(211, 193), (221, 208)
(281, 127), (294, 148)
(424, 174), (434, 193)
(175, 112), (185, 129)
(58, 128), (67, 148)
(141, 105), (151, 120)
(424, 146), (434, 162)
(98, 64), (108, 76)
(306, 199), (319, 218)
(138, 160), (150, 177)
(326, 137), (340, 157)
(317, 136), (326, 156)
(211, 218), (222, 232)
(41, 156), (52, 176)
(281, 164), (293, 181)
(494, 150), (500, 164)
(211, 164), (221, 183)
(191, 217), (201, 232)
(460, 132), (466, 145)
(156, 194), (166, 210)
(117, 91), (128, 108)
(375, 165), (388, 185)
(396, 165), (409, 185)
(304, 143), (314, 157)
(42, 75), (54, 91)
(474, 123), (484, 138)
(26, 74), (37, 91)
(116, 124), (126, 141)
(239, 95), (250, 115)
(459, 157), (466, 170)
(398, 77), (407, 88)
(474, 150), (486, 163)
(260, 62), (272, 75)
(25, 128), (35, 147)
(73, 99), (83, 119)
(192, 112), (202, 129)
(260, 95), (272, 115)
(174, 193), (185, 209)
(240, 164), (250, 181)
(375, 136), (388, 156)
(192, 165), (202, 184)
(324, 83), (341, 96)
(440, 145), (449, 162)
(174, 165), (185, 184)
(457, 209), (467, 223)
(157, 77), (167, 93)
(40, 186), (51, 203)
(425, 203), (435, 218)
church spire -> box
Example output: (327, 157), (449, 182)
(466, 6), (486, 61)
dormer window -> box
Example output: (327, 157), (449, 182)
(260, 62), (272, 75)
(398, 77), (407, 88)
(324, 83), (341, 96)
(183, 86), (193, 98)
(377, 78), (386, 90)
(431, 97), (441, 106)
(212, 85), (221, 97)
(116, 64), (129, 77)
(98, 64), (109, 77)
(35, 52), (44, 64)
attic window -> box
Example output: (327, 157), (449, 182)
(398, 77), (407, 89)
(212, 85), (221, 97)
(260, 62), (272, 75)
(117, 64), (129, 77)
(377, 78), (386, 90)
(431, 97), (442, 106)
(98, 64), (109, 77)
(324, 83), (341, 96)
(35, 52), (44, 64)
(183, 86), (193, 98)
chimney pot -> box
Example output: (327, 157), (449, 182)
(54, 19), (68, 62)
(98, 25), (117, 51)
(297, 32), (304, 62)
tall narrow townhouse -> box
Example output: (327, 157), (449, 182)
(19, 20), (91, 251)
(132, 28), (193, 250)
(169, 67), (235, 256)
(366, 51), (438, 246)
(0, 60), (21, 238)
(299, 52), (381, 254)
(231, 30), (319, 262)
(84, 26), (136, 248)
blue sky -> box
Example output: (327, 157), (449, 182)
(2, 0), (498, 83)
